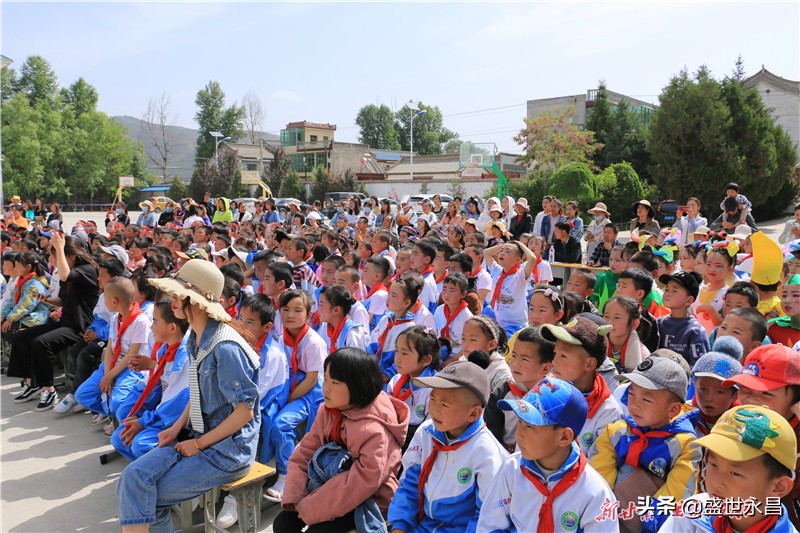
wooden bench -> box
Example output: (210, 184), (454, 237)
(177, 461), (275, 532)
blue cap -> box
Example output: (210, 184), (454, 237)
(498, 377), (588, 437)
(692, 336), (743, 380)
(38, 229), (53, 238)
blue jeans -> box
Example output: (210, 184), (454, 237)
(117, 444), (248, 530)
(111, 425), (162, 462)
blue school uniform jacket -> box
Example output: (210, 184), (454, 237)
(258, 333), (289, 413)
(367, 311), (416, 379)
(132, 339), (190, 430)
(388, 418), (508, 533)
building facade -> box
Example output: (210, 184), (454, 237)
(743, 67), (800, 165)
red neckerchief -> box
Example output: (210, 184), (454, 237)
(392, 374), (412, 401)
(284, 324), (310, 393)
(508, 380), (527, 398)
(365, 282), (386, 301)
(225, 304), (238, 319)
(435, 270), (448, 284)
(126, 341), (180, 418)
(491, 264), (519, 308)
(392, 271), (401, 282)
(376, 314), (414, 360)
(418, 434), (476, 521)
(740, 253), (754, 262)
(14, 272), (36, 305)
(412, 300), (422, 314)
(712, 515), (779, 533)
(585, 373), (611, 419)
(420, 265), (434, 277)
(625, 425), (673, 468)
(689, 395), (736, 435)
(255, 332), (269, 354)
(532, 255), (542, 284)
(521, 452), (588, 533)
(471, 266), (483, 278)
(359, 260), (367, 271)
(326, 317), (347, 353)
(608, 336), (629, 366)
(441, 301), (468, 339)
(112, 302), (143, 366)
(325, 406), (345, 445)
(258, 284), (264, 294)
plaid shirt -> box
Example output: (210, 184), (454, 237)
(292, 261), (320, 294)
(589, 240), (620, 267)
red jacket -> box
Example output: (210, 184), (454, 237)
(283, 392), (410, 524)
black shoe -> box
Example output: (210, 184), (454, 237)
(13, 384), (41, 403)
(35, 389), (58, 411)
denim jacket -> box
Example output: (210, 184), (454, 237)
(308, 442), (387, 533)
(187, 319), (261, 473)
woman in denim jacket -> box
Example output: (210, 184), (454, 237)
(117, 259), (261, 532)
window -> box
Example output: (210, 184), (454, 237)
(245, 163), (258, 171)
(310, 135), (318, 142)
(323, 136), (329, 142)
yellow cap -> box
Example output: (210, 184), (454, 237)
(750, 232), (783, 286)
(693, 405), (797, 472)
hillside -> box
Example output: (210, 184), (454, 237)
(112, 116), (279, 184)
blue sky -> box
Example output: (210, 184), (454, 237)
(4, 1), (799, 152)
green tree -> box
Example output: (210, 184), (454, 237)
(15, 55), (59, 108)
(310, 165), (334, 203)
(549, 162), (597, 207)
(168, 175), (187, 200)
(61, 78), (98, 117)
(266, 145), (291, 197)
(647, 64), (798, 214)
(395, 102), (458, 155)
(194, 80), (246, 160)
(514, 106), (601, 183)
(279, 171), (304, 199)
(355, 104), (400, 149)
(595, 162), (646, 222)
(1, 68), (17, 102)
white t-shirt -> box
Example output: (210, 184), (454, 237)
(434, 303), (473, 354)
(349, 300), (371, 329)
(108, 312), (151, 361)
(283, 327), (327, 375)
(490, 263), (531, 329)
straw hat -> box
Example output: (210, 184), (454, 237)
(149, 259), (230, 322)
(587, 202), (610, 217)
(631, 199), (656, 218)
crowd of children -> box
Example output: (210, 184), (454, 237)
(3, 185), (800, 533)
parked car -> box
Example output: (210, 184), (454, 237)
(378, 197), (399, 214)
(148, 196), (176, 214)
(274, 197), (303, 217)
(656, 199), (679, 227)
(325, 192), (367, 204)
(408, 194), (453, 212)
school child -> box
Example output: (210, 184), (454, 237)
(318, 285), (367, 352)
(768, 274), (800, 346)
(310, 254), (343, 329)
(687, 336), (742, 437)
(485, 326), (555, 451)
(565, 268), (597, 308)
(117, 259), (260, 532)
(362, 255), (390, 330)
(603, 295), (650, 373)
(110, 302), (189, 461)
(478, 378), (618, 533)
(524, 234), (554, 285)
(484, 241), (538, 337)
(721, 344), (800, 527)
(591, 357), (697, 532)
(629, 251), (670, 317)
(657, 271), (710, 366)
(591, 244), (627, 313)
(333, 265), (370, 330)
(434, 272), (473, 355)
(615, 268), (660, 352)
(464, 244), (492, 303)
(274, 348), (408, 532)
(219, 277), (241, 320)
(461, 315), (512, 390)
(542, 316), (623, 458)
(388, 360), (508, 533)
(371, 230), (395, 262)
(391, 246), (412, 284)
(399, 270), (437, 329)
(0, 251), (49, 335)
(718, 182), (752, 225)
(445, 253), (484, 315)
(367, 277), (420, 380)
(56, 257), (121, 415)
(408, 240), (440, 313)
(692, 246), (735, 320)
(387, 326), (442, 449)
(432, 244), (454, 294)
(264, 289), (329, 503)
(677, 243), (701, 273)
(73, 277), (150, 432)
(261, 261), (293, 338)
(660, 405), (798, 533)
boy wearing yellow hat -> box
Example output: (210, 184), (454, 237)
(659, 405), (797, 532)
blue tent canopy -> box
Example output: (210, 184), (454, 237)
(139, 186), (170, 192)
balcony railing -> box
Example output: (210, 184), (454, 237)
(296, 140), (333, 151)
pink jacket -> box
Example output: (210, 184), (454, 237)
(283, 392), (410, 524)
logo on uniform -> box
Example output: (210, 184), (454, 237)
(456, 467), (473, 484)
(742, 362), (760, 376)
(560, 511), (579, 530)
(415, 404), (426, 418)
(580, 432), (594, 448)
(648, 458), (667, 478)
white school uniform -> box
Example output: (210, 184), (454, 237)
(419, 272), (440, 314)
(257, 334), (288, 403)
(318, 320), (368, 352)
(434, 303), (473, 354)
(348, 300), (370, 330)
(577, 394), (624, 459)
(387, 368), (435, 427)
(473, 267), (493, 297)
(284, 327), (327, 378)
(490, 263), (531, 330)
(109, 312), (151, 362)
(413, 301), (436, 330)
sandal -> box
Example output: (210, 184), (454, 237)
(263, 487), (283, 503)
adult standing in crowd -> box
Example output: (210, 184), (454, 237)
(585, 202), (612, 259)
(673, 197), (708, 245)
(509, 198), (533, 241)
(629, 199), (660, 234)
(46, 202), (63, 230)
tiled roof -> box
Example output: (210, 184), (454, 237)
(285, 121), (336, 130)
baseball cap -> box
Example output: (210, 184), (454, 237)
(38, 229), (53, 239)
(616, 357), (689, 402)
(722, 344), (800, 391)
(177, 248), (209, 261)
(693, 405), (797, 472)
(412, 360), (490, 407)
(498, 377), (588, 437)
(692, 337), (743, 381)
(99, 244), (129, 265)
(649, 348), (692, 379)
(540, 316), (611, 362)
(658, 271), (702, 300)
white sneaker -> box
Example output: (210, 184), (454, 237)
(103, 421), (115, 437)
(216, 495), (238, 529)
(92, 413), (108, 425)
(54, 393), (77, 414)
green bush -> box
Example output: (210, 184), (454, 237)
(596, 162), (647, 223)
(550, 163), (597, 208)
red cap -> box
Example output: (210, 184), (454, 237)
(722, 344), (800, 391)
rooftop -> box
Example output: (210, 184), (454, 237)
(285, 121), (336, 131)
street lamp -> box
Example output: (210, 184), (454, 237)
(210, 131), (231, 164)
(409, 107), (427, 181)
